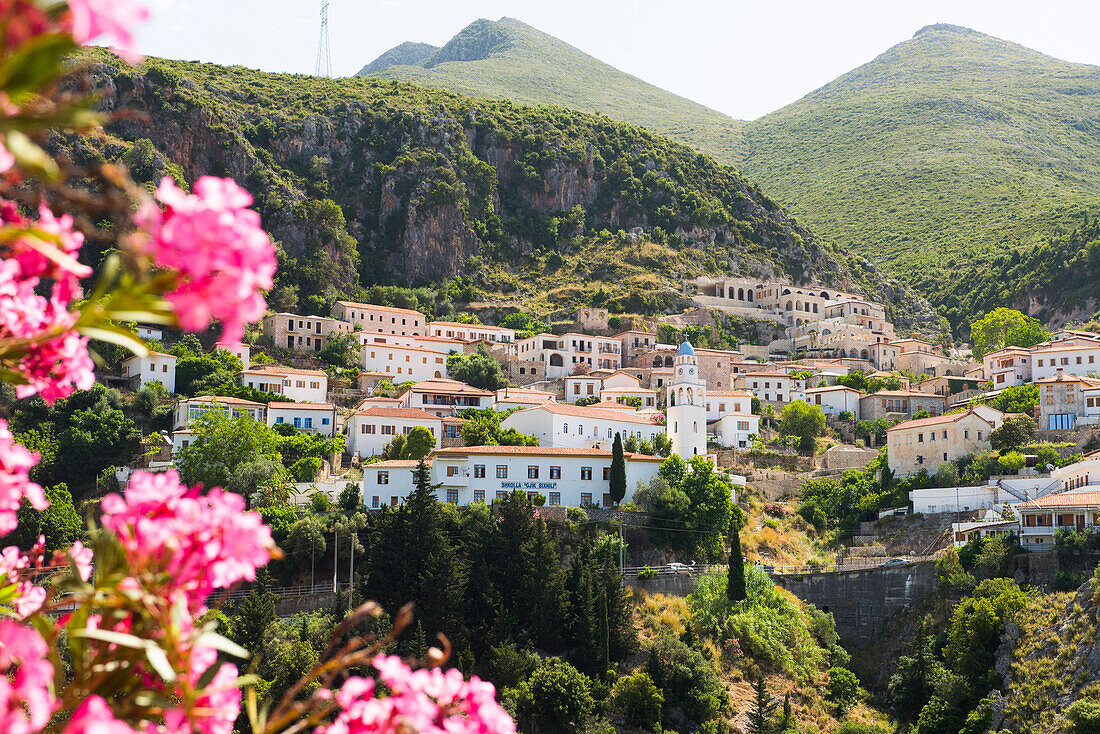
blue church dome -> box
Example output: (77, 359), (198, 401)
(677, 341), (695, 357)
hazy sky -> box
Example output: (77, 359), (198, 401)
(136, 0), (1100, 120)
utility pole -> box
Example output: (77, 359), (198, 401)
(619, 521), (624, 573)
(333, 531), (338, 593)
(310, 533), (315, 590)
(348, 529), (355, 612)
(315, 0), (333, 78)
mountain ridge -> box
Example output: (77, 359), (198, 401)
(358, 20), (1100, 331)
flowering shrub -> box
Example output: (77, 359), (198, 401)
(0, 3), (518, 734)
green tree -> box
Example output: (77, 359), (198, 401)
(175, 410), (282, 495)
(747, 675), (778, 734)
(459, 408), (538, 447)
(446, 344), (508, 390)
(227, 576), (278, 656)
(609, 672), (664, 731)
(173, 348), (243, 397)
(9, 483), (81, 552)
(403, 426), (436, 460)
(1066, 698), (1100, 734)
(779, 400), (827, 453)
(727, 517), (746, 602)
(990, 415), (1036, 452)
(959, 698), (994, 734)
(514, 658), (594, 734)
(825, 667), (860, 714)
(645, 635), (726, 730)
(997, 451), (1026, 475)
(316, 330), (359, 370)
(987, 385), (1038, 414)
(609, 433), (626, 505)
(969, 308), (1049, 360)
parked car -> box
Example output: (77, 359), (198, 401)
(666, 562), (693, 576)
(880, 558), (908, 568)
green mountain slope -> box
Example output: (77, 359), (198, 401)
(358, 21), (1100, 330)
(741, 24), (1100, 329)
(357, 17), (745, 161)
(75, 49), (943, 337)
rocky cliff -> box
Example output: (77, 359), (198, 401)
(72, 49), (945, 336)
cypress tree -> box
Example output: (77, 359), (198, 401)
(596, 586), (610, 676)
(727, 517), (746, 602)
(609, 432), (627, 505)
(747, 675), (778, 734)
(780, 691), (793, 732)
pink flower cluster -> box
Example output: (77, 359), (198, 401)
(0, 619), (56, 734)
(318, 655), (516, 734)
(0, 419), (46, 536)
(0, 200), (95, 404)
(136, 177), (276, 344)
(100, 470), (276, 611)
(66, 0), (149, 63)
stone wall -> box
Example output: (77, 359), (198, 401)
(774, 561), (940, 645)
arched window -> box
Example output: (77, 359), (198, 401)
(607, 428), (612, 439)
(434, 371), (442, 378)
(747, 290), (754, 302)
(687, 388), (694, 403)
(664, 356), (673, 367)
(563, 423), (568, 433)
(670, 392), (676, 406)
(786, 300), (793, 311)
(578, 424), (583, 435)
(674, 422), (678, 432)
(693, 421), (698, 433)
(653, 356), (662, 367)
(738, 288), (744, 300)
(678, 387), (685, 404)
(813, 304), (818, 313)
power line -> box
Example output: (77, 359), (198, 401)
(315, 0), (332, 78)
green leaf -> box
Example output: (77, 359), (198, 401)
(4, 130), (59, 180)
(75, 325), (149, 357)
(194, 631), (251, 660)
(0, 33), (75, 99)
(70, 627), (148, 649)
(143, 643), (177, 683)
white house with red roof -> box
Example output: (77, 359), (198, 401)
(886, 408), (1002, 476)
(501, 402), (664, 450)
(361, 446), (665, 509)
(121, 351), (177, 393)
(426, 321), (515, 344)
(346, 406), (443, 458)
(360, 341), (450, 383)
(330, 301), (425, 336)
(494, 387), (556, 411)
(1015, 488), (1100, 549)
(172, 395), (267, 431)
(266, 402), (338, 437)
(398, 378), (496, 417)
(238, 366), (328, 403)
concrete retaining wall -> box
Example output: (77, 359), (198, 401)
(774, 561), (939, 645)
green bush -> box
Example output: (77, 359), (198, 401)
(825, 667), (860, 713)
(609, 671), (664, 730)
(514, 658), (594, 734)
(834, 723), (890, 734)
(290, 457), (323, 482)
(1066, 698), (1100, 734)
(644, 635), (726, 730)
(638, 566), (658, 580)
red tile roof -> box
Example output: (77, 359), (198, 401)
(1018, 491), (1100, 509)
(887, 409), (991, 432)
(431, 446), (665, 461)
(356, 407), (440, 421)
(366, 459), (428, 469)
(267, 402), (335, 410)
(525, 403), (660, 424)
(189, 395), (265, 407)
(408, 379), (493, 396)
(242, 366), (327, 377)
(335, 301), (424, 317)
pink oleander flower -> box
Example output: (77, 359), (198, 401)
(317, 655), (516, 734)
(100, 470), (275, 610)
(66, 0), (149, 64)
(0, 141), (12, 174)
(63, 696), (134, 734)
(136, 177), (275, 344)
(0, 0), (54, 51)
(0, 419), (46, 536)
(0, 619), (56, 734)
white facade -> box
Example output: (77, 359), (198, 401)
(509, 333), (622, 378)
(714, 413), (760, 450)
(136, 325), (164, 342)
(804, 385), (862, 417)
(331, 301), (425, 336)
(1029, 339), (1100, 381)
(704, 391), (753, 422)
(266, 402), (338, 436)
(501, 403), (664, 450)
(238, 367), (328, 403)
(565, 375), (604, 403)
(426, 321), (515, 344)
(361, 446), (664, 509)
(909, 485), (1009, 515)
(361, 342), (449, 383)
(398, 379), (496, 418)
(600, 386), (658, 409)
(122, 352), (177, 393)
(346, 407), (442, 458)
(494, 388), (556, 411)
(737, 371), (797, 406)
(172, 395), (266, 431)
(667, 342), (707, 459)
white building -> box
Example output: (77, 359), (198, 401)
(501, 403), (664, 450)
(1029, 337), (1100, 381)
(121, 352), (177, 393)
(713, 412), (760, 450)
(736, 371), (798, 406)
(331, 301), (425, 336)
(803, 385), (862, 418)
(509, 332), (622, 378)
(1015, 489), (1100, 549)
(600, 386), (658, 409)
(135, 325), (164, 342)
(426, 321), (515, 344)
(361, 446), (665, 509)
(361, 342), (450, 383)
(346, 406), (442, 458)
(267, 402), (338, 436)
(398, 379), (496, 418)
(238, 367), (328, 403)
(172, 395), (267, 431)
(703, 390), (754, 422)
(667, 342), (707, 459)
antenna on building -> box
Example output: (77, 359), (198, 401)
(315, 0), (333, 77)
